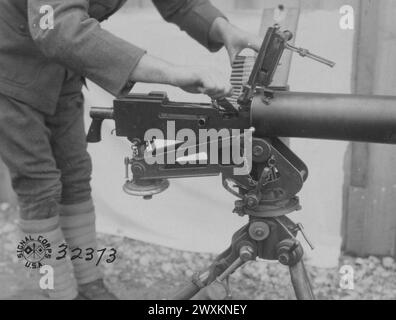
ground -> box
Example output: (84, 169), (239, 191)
(1, 204), (395, 300)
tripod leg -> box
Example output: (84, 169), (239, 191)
(289, 260), (315, 300)
(171, 246), (248, 300)
(190, 257), (245, 300)
(171, 254), (233, 300)
(171, 281), (202, 300)
(190, 280), (229, 300)
(171, 270), (210, 300)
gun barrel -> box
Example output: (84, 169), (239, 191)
(251, 92), (396, 144)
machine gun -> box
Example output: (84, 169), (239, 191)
(87, 26), (396, 300)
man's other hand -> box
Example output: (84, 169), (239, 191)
(209, 17), (263, 65)
(130, 55), (232, 99)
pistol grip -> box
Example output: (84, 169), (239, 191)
(87, 118), (104, 143)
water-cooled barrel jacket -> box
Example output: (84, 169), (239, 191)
(0, 0), (226, 115)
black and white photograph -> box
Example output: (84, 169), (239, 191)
(1, 0), (396, 307)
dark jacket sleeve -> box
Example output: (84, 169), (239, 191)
(27, 0), (146, 97)
(152, 0), (227, 52)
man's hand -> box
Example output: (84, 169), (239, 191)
(209, 18), (263, 65)
(130, 55), (232, 99)
(172, 66), (232, 99)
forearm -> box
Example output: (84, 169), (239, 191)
(130, 54), (232, 98)
(208, 17), (233, 45)
(129, 55), (180, 86)
(208, 17), (263, 64)
(129, 54), (221, 91)
(153, 0), (227, 52)
(209, 17), (258, 50)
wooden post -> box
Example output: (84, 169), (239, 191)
(343, 0), (396, 257)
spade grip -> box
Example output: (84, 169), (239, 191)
(87, 107), (114, 143)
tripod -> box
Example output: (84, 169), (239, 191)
(171, 203), (315, 300)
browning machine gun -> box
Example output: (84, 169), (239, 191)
(87, 26), (396, 300)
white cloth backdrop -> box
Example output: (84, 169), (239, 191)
(85, 9), (353, 268)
